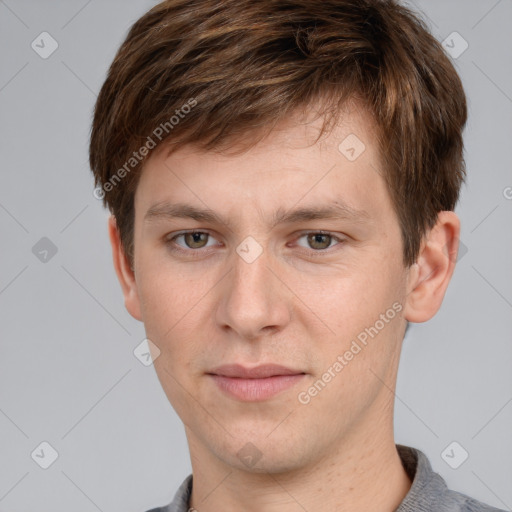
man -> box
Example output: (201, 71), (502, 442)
(89, 0), (505, 510)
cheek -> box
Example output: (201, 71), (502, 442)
(293, 271), (405, 426)
(285, 262), (383, 331)
(138, 259), (211, 325)
(287, 257), (405, 365)
(135, 265), (211, 371)
(137, 268), (211, 416)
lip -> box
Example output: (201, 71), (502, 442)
(207, 364), (306, 401)
(209, 364), (303, 379)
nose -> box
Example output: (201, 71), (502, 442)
(215, 242), (291, 341)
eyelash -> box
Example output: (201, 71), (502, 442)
(165, 230), (345, 257)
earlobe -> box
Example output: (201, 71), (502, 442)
(107, 215), (143, 321)
(403, 211), (461, 323)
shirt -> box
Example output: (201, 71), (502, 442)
(145, 444), (506, 512)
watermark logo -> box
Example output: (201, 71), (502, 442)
(236, 236), (263, 264)
(32, 237), (58, 263)
(442, 31), (468, 59)
(237, 442), (263, 468)
(338, 133), (366, 162)
(31, 441), (59, 469)
(31, 32), (58, 59)
(133, 338), (161, 366)
(443, 238), (468, 263)
(441, 441), (469, 469)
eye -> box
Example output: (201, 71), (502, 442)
(295, 231), (344, 251)
(165, 230), (344, 256)
(168, 230), (219, 250)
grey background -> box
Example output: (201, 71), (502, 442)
(0, 0), (511, 510)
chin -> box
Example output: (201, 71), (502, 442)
(209, 429), (313, 475)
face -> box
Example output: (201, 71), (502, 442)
(125, 102), (416, 473)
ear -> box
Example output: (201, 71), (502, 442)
(403, 211), (461, 323)
(108, 215), (143, 321)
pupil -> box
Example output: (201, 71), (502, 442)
(185, 232), (207, 248)
(309, 233), (329, 249)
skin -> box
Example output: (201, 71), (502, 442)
(109, 101), (460, 512)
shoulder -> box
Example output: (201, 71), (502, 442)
(396, 445), (507, 512)
(142, 474), (193, 512)
(436, 487), (507, 512)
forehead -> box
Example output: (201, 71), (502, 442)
(147, 96), (381, 169)
(134, 99), (390, 226)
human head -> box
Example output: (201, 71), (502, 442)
(89, 0), (467, 271)
(88, 0), (467, 479)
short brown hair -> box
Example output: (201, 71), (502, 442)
(89, 0), (467, 268)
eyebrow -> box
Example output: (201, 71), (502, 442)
(144, 201), (372, 229)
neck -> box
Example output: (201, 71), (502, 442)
(186, 410), (412, 512)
